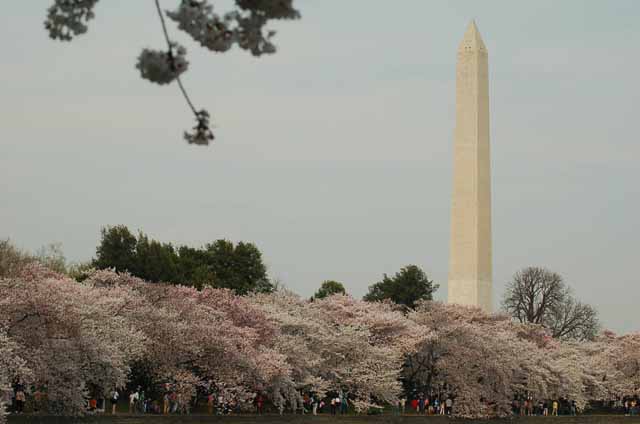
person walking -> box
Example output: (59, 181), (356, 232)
(445, 397), (453, 415)
(552, 399), (559, 416)
(163, 392), (169, 415)
(256, 393), (264, 415)
(411, 398), (418, 413)
(139, 390), (146, 414)
(33, 387), (42, 413)
(207, 393), (214, 415)
(340, 394), (348, 415)
(109, 389), (119, 415)
(399, 397), (406, 415)
(128, 390), (139, 414)
(15, 388), (26, 413)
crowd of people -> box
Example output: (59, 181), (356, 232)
(4, 381), (640, 417)
(395, 394), (454, 415)
(4, 374), (600, 419)
(4, 380), (640, 417)
(511, 397), (576, 416)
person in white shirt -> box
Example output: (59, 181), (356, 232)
(110, 389), (119, 415)
(129, 390), (139, 414)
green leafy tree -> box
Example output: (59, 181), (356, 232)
(364, 265), (439, 309)
(94, 225), (137, 274)
(203, 240), (272, 295)
(176, 246), (215, 289)
(134, 234), (179, 283)
(93, 226), (271, 293)
(313, 280), (346, 300)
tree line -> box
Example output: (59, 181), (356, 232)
(1, 226), (598, 342)
(0, 259), (636, 420)
(92, 225), (272, 294)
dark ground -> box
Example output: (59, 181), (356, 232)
(8, 415), (640, 424)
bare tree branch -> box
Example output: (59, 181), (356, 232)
(502, 267), (599, 341)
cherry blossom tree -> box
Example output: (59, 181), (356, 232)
(0, 264), (144, 415)
(0, 257), (637, 418)
(84, 270), (291, 403)
(44, 0), (300, 145)
(0, 329), (30, 424)
(405, 301), (610, 418)
(592, 331), (640, 397)
(250, 291), (419, 411)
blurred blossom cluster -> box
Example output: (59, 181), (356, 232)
(166, 0), (299, 56)
(185, 110), (215, 145)
(136, 43), (189, 85)
(43, 0), (300, 145)
(45, 0), (100, 41)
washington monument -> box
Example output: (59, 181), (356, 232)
(448, 21), (493, 313)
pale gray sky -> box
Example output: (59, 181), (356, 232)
(1, 1), (638, 332)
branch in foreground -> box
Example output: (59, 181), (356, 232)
(153, 0), (214, 145)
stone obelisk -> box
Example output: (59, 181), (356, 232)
(448, 21), (492, 313)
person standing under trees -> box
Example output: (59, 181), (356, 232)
(138, 390), (145, 413)
(163, 392), (170, 415)
(110, 389), (119, 415)
(33, 387), (42, 413)
(445, 397), (453, 415)
(552, 399), (559, 416)
(340, 392), (348, 414)
(128, 389), (139, 414)
(255, 393), (264, 415)
(207, 393), (214, 415)
(14, 387), (26, 413)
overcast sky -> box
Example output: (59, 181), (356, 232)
(1, 1), (638, 333)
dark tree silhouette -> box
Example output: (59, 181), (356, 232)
(502, 267), (599, 341)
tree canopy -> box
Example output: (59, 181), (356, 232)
(312, 280), (346, 300)
(93, 225), (272, 294)
(2, 261), (637, 419)
(364, 265), (439, 309)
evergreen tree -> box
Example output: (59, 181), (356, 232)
(364, 265), (439, 309)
